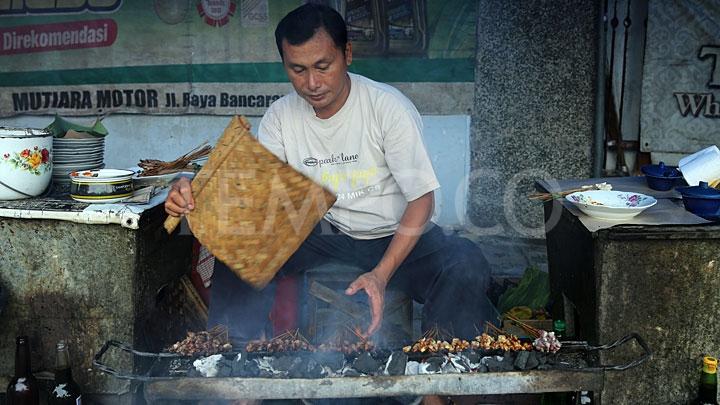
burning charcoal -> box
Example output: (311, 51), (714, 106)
(242, 360), (261, 377)
(501, 353), (516, 370)
(485, 355), (514, 372)
(231, 360), (245, 376)
(272, 355), (295, 372)
(461, 349), (480, 364)
(217, 362), (233, 377)
(342, 367), (361, 377)
(230, 353), (246, 376)
(291, 358), (323, 379)
(315, 351), (345, 372)
(423, 356), (446, 373)
(484, 357), (503, 372)
(254, 357), (278, 377)
(537, 364), (553, 370)
(287, 357), (309, 378)
(186, 368), (202, 377)
(405, 361), (420, 375)
(525, 351), (540, 370)
(353, 352), (381, 375)
(166, 358), (193, 377)
(258, 369), (274, 378)
(514, 351), (530, 370)
(448, 354), (470, 373)
(383, 351), (408, 376)
(192, 354), (223, 377)
(441, 361), (461, 374)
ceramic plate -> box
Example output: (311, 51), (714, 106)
(566, 190), (657, 221)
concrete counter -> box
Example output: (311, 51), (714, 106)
(541, 176), (720, 404)
(0, 194), (200, 404)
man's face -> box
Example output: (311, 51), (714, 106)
(282, 28), (352, 119)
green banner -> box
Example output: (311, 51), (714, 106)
(0, 0), (476, 116)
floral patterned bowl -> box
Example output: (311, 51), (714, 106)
(0, 127), (53, 200)
(565, 190), (657, 221)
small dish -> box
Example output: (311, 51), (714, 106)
(641, 162), (683, 191)
(566, 190), (657, 221)
(69, 169), (134, 203)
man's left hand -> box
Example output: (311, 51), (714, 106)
(345, 271), (387, 337)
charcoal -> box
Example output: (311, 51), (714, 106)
(441, 361), (461, 373)
(537, 364), (552, 370)
(537, 352), (548, 365)
(448, 354), (470, 373)
(231, 362), (245, 376)
(513, 351), (530, 370)
(272, 355), (295, 372)
(217, 364), (232, 377)
(243, 360), (261, 377)
(525, 352), (540, 370)
(353, 352), (381, 375)
(405, 361), (420, 375)
(373, 350), (391, 364)
(231, 355), (246, 376)
(343, 368), (361, 377)
(186, 368), (202, 377)
(484, 357), (503, 372)
(485, 355), (514, 372)
(384, 351), (408, 376)
(315, 351), (345, 371)
(424, 356), (446, 373)
(475, 363), (489, 372)
(287, 357), (309, 378)
(305, 359), (324, 378)
(461, 349), (480, 364)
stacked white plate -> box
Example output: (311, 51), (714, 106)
(52, 137), (105, 185)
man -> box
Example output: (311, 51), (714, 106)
(165, 3), (494, 341)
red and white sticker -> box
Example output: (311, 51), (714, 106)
(197, 0), (236, 27)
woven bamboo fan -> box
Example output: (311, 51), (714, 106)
(164, 116), (336, 289)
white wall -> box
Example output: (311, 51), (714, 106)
(1, 114), (469, 227)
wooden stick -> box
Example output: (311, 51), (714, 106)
(505, 314), (543, 338)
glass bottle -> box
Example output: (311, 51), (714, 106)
(553, 319), (566, 339)
(694, 356), (719, 405)
(48, 340), (82, 405)
(6, 336), (40, 405)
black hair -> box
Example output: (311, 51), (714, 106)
(274, 3), (347, 60)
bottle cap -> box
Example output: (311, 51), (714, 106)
(703, 356), (718, 374)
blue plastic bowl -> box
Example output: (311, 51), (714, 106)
(677, 182), (720, 220)
(641, 162), (683, 191)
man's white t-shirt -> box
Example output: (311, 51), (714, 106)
(258, 73), (439, 239)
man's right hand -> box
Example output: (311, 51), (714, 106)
(165, 177), (195, 217)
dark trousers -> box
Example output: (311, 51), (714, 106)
(208, 220), (495, 340)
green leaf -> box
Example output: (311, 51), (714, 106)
(497, 267), (550, 314)
(44, 115), (108, 138)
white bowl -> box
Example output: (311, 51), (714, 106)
(69, 169), (134, 203)
(0, 127), (53, 200)
(566, 190), (657, 221)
